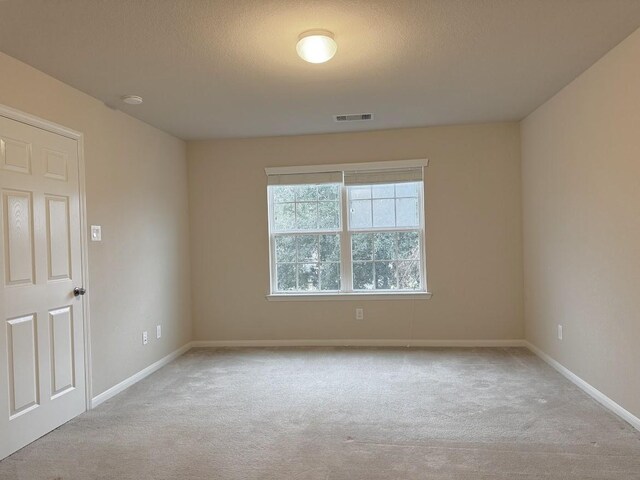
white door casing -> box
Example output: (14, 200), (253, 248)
(0, 108), (89, 460)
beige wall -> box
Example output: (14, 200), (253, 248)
(522, 28), (640, 418)
(188, 123), (523, 342)
(0, 52), (192, 396)
(2, 14), (637, 422)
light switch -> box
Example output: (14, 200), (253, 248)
(91, 225), (102, 242)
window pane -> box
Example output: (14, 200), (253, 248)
(350, 200), (372, 228)
(297, 235), (318, 262)
(296, 202), (317, 229)
(318, 201), (340, 229)
(298, 263), (319, 291)
(276, 264), (297, 291)
(372, 199), (395, 227)
(320, 263), (340, 290)
(349, 185), (371, 200)
(274, 203), (295, 231)
(375, 261), (396, 290)
(397, 261), (421, 290)
(352, 233), (373, 261)
(271, 179), (424, 295)
(398, 231), (420, 259)
(275, 235), (296, 262)
(353, 262), (374, 290)
(296, 185), (318, 201)
(273, 185), (295, 203)
(396, 197), (419, 227)
(374, 232), (395, 260)
(319, 234), (340, 261)
(372, 184), (394, 198)
(318, 184), (339, 200)
(395, 182), (419, 198)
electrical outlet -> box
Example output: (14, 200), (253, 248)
(142, 331), (148, 345)
(355, 308), (364, 320)
(156, 325), (162, 339)
(557, 325), (563, 340)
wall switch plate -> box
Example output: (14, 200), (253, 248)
(91, 225), (102, 242)
(142, 331), (148, 345)
(156, 325), (161, 339)
(355, 308), (364, 320)
(558, 325), (563, 340)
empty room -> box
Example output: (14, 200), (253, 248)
(1, 1), (640, 478)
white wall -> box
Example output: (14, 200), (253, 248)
(0, 52), (192, 396)
(522, 28), (640, 419)
(188, 123), (524, 342)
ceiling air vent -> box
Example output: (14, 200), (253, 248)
(334, 113), (374, 122)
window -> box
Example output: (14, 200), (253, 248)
(270, 182), (342, 292)
(348, 182), (422, 291)
(267, 160), (428, 297)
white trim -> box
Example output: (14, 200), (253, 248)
(419, 173), (430, 293)
(267, 185), (275, 293)
(0, 104), (82, 140)
(0, 104), (91, 410)
(340, 180), (351, 291)
(266, 292), (432, 301)
(76, 135), (93, 410)
(524, 341), (640, 432)
(265, 158), (428, 176)
(267, 165), (428, 297)
(191, 339), (525, 348)
(91, 343), (192, 409)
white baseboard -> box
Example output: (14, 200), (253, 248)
(524, 341), (640, 432)
(190, 339), (526, 348)
(91, 342), (192, 409)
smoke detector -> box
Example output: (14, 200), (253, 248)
(121, 95), (143, 105)
(334, 113), (374, 122)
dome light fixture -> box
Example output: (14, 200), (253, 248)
(296, 30), (337, 64)
(121, 95), (143, 105)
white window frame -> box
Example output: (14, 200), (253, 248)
(266, 159), (432, 300)
(345, 185), (426, 292)
(268, 192), (344, 295)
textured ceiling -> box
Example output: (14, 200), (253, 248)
(1, 0), (640, 139)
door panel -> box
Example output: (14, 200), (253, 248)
(49, 306), (74, 397)
(6, 314), (39, 417)
(46, 196), (71, 281)
(1, 137), (32, 174)
(3, 191), (34, 286)
(43, 149), (68, 182)
(0, 114), (86, 460)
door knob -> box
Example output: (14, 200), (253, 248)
(73, 287), (86, 297)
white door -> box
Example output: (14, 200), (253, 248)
(0, 113), (86, 460)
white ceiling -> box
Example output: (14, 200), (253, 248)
(1, 0), (640, 140)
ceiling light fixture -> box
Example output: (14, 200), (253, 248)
(121, 95), (143, 105)
(296, 30), (337, 64)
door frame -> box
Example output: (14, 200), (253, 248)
(0, 103), (93, 411)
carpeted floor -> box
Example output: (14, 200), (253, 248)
(1, 347), (640, 479)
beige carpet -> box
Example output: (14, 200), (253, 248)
(1, 347), (640, 479)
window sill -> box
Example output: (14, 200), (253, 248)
(266, 292), (432, 301)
